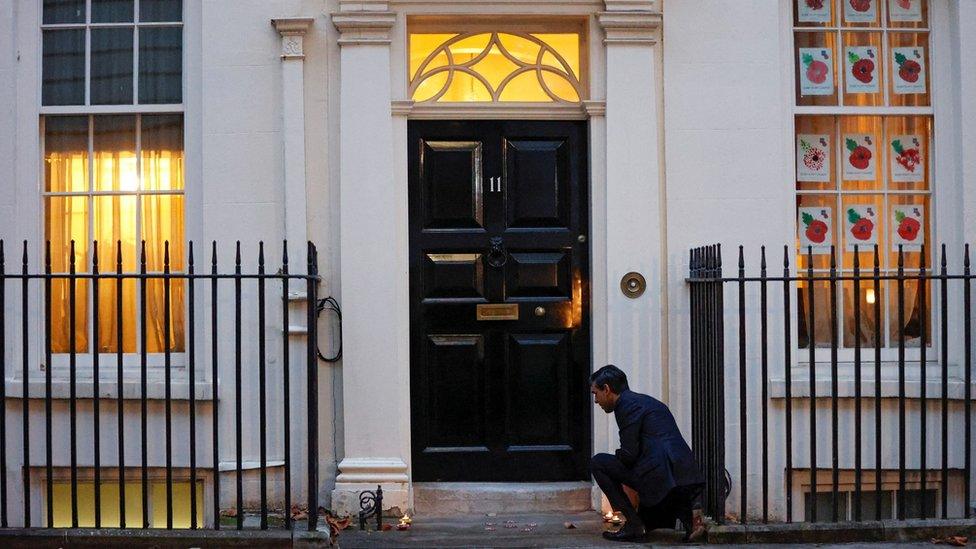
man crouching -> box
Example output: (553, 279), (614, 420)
(590, 364), (707, 542)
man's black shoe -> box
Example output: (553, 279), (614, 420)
(601, 524), (646, 542)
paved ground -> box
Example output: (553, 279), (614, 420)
(334, 511), (948, 548)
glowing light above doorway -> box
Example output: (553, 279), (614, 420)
(408, 32), (584, 103)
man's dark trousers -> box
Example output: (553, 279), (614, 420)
(590, 453), (641, 522)
(591, 453), (699, 530)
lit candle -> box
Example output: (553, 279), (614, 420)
(866, 288), (876, 304)
(397, 514), (412, 530)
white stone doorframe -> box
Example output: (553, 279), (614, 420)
(329, 0), (665, 516)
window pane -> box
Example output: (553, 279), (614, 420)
(94, 196), (138, 353)
(798, 280), (835, 349)
(142, 194), (184, 271)
(795, 116), (836, 192)
(841, 194), (884, 265)
(797, 194), (837, 271)
(46, 196), (90, 354)
(839, 116), (883, 191)
(92, 0), (134, 23)
(842, 279), (884, 348)
(887, 194), (932, 347)
(138, 27), (182, 104)
(842, 33), (883, 107)
(145, 279), (185, 353)
(42, 30), (85, 106)
(795, 32), (838, 106)
(842, 0), (881, 27)
(794, 0), (834, 27)
(93, 115), (137, 191)
(45, 116), (89, 193)
(91, 28), (134, 105)
(887, 0), (928, 28)
(140, 0), (183, 22)
(141, 115), (184, 190)
(885, 116), (930, 190)
(804, 491), (850, 522)
(43, 0), (85, 24)
(888, 33), (930, 107)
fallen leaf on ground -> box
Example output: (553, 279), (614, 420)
(564, 522), (577, 529)
(290, 504), (308, 521)
(382, 524), (393, 531)
(932, 536), (968, 546)
(325, 514), (351, 531)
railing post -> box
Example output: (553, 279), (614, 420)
(307, 242), (319, 532)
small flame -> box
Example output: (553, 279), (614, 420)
(866, 288), (876, 305)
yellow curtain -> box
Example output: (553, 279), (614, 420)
(45, 152), (89, 354)
(142, 147), (185, 353)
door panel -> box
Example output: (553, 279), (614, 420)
(505, 332), (571, 448)
(422, 252), (487, 301)
(423, 334), (488, 449)
(505, 251), (571, 300)
(409, 120), (589, 482)
(420, 140), (486, 230)
(503, 138), (571, 230)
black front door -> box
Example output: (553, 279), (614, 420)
(408, 120), (590, 482)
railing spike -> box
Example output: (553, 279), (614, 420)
(117, 240), (123, 270)
(829, 244), (836, 270)
(873, 244), (880, 271)
(283, 239), (289, 265)
(212, 241), (218, 267)
(760, 245), (767, 273)
(236, 241), (242, 266)
(898, 244), (904, 269)
(738, 245), (745, 272)
(188, 241), (194, 267)
(164, 240), (170, 269)
(783, 245), (790, 269)
(966, 244), (971, 268)
(22, 240), (28, 266)
(259, 241), (265, 265)
(853, 245), (860, 270)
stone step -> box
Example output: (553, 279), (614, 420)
(413, 482), (594, 516)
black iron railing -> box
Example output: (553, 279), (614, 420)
(0, 239), (320, 531)
(688, 243), (973, 525)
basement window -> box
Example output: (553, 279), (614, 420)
(50, 480), (204, 528)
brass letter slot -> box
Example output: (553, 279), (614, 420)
(476, 303), (519, 321)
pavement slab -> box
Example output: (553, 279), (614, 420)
(333, 511), (955, 548)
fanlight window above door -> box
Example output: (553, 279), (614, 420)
(408, 31), (585, 103)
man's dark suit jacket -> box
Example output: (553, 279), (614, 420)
(613, 389), (704, 507)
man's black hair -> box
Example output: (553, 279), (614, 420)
(590, 364), (629, 394)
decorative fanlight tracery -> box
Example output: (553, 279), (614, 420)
(408, 31), (585, 104)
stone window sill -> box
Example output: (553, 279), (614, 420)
(769, 362), (973, 400)
(4, 379), (214, 401)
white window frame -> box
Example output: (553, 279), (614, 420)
(788, 0), (944, 364)
(38, 0), (187, 374)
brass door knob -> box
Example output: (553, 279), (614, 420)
(620, 272), (646, 298)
